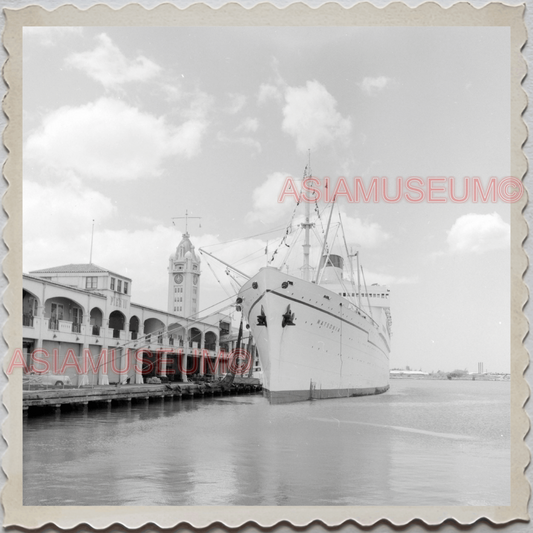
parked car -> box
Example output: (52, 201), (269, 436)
(23, 371), (71, 388)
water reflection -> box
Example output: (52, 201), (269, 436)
(23, 380), (510, 506)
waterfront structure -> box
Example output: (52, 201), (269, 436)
(168, 232), (201, 317)
(390, 370), (428, 377)
(22, 233), (249, 386)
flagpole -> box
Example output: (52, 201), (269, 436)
(89, 220), (95, 264)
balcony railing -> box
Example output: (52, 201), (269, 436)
(204, 343), (217, 351)
(113, 329), (121, 339)
(49, 318), (59, 331)
(72, 323), (81, 333)
(92, 325), (100, 336)
(130, 331), (138, 340)
(23, 314), (34, 327)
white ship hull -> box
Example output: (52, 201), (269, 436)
(239, 267), (390, 404)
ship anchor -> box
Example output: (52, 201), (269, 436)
(282, 305), (295, 328)
(257, 305), (267, 327)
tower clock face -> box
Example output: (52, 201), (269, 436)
(174, 274), (183, 284)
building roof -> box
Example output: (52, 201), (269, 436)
(170, 233), (200, 262)
(23, 274), (107, 299)
(30, 263), (131, 280)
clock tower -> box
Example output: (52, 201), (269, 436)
(168, 232), (201, 317)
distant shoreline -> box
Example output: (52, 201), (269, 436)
(390, 374), (510, 381)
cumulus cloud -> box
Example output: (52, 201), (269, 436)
(359, 76), (391, 95)
(23, 178), (117, 273)
(66, 33), (161, 89)
(282, 80), (351, 152)
(24, 27), (83, 47)
(340, 214), (391, 248)
(25, 97), (208, 181)
(447, 213), (510, 254)
(257, 83), (283, 104)
(246, 172), (296, 224)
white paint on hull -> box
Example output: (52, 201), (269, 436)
(238, 267), (390, 403)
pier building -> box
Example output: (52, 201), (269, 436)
(22, 232), (254, 387)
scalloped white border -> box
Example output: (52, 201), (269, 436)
(1, 2), (529, 528)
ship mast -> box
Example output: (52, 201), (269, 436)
(301, 151), (314, 282)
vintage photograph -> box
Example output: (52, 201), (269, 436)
(3, 2), (528, 528)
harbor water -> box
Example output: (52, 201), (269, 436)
(23, 379), (510, 506)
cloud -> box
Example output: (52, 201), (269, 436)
(225, 93), (247, 114)
(25, 97), (209, 181)
(216, 132), (261, 154)
(257, 83), (283, 104)
(447, 213), (510, 254)
(23, 27), (82, 47)
(160, 83), (182, 102)
(66, 33), (161, 89)
(236, 117), (259, 133)
(359, 76), (391, 95)
(23, 178), (116, 260)
(282, 80), (351, 152)
(340, 213), (391, 248)
(246, 172), (296, 224)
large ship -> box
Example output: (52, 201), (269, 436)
(237, 170), (391, 404)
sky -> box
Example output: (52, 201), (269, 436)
(22, 26), (512, 373)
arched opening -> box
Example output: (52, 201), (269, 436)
(168, 322), (185, 347)
(188, 327), (202, 349)
(90, 307), (103, 336)
(109, 310), (125, 339)
(129, 315), (140, 340)
(144, 317), (165, 344)
(204, 331), (217, 351)
(187, 327), (202, 378)
(45, 297), (85, 333)
(23, 289), (39, 327)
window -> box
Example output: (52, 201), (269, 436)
(117, 280), (122, 292)
(124, 282), (128, 294)
(86, 276), (98, 289)
(110, 277), (115, 290)
(51, 302), (64, 320)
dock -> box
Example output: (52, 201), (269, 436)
(23, 378), (262, 417)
